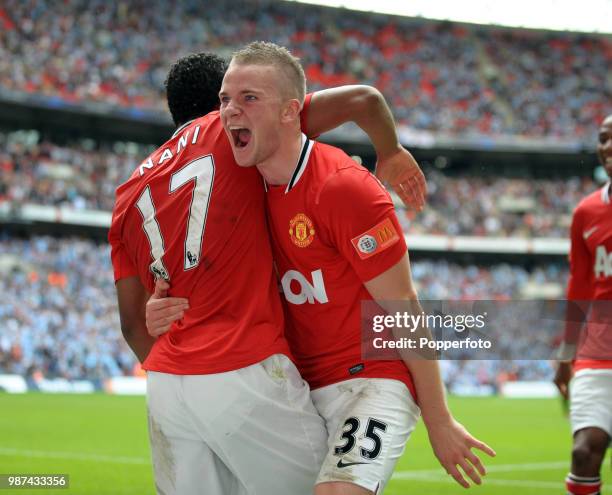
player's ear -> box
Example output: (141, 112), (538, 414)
(281, 99), (301, 124)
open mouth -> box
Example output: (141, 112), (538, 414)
(229, 127), (252, 149)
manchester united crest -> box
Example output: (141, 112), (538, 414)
(289, 213), (315, 248)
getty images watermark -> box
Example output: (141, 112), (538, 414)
(371, 310), (492, 352)
(361, 300), (612, 361)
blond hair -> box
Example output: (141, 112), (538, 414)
(231, 41), (306, 103)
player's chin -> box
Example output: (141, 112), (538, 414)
(231, 145), (256, 168)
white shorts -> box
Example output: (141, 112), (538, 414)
(146, 354), (328, 495)
(570, 368), (612, 437)
(311, 378), (421, 494)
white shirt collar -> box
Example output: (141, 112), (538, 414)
(263, 133), (314, 193)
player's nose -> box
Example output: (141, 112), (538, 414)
(222, 98), (242, 118)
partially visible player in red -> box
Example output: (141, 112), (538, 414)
(217, 42), (495, 495)
(554, 114), (612, 495)
(111, 53), (426, 495)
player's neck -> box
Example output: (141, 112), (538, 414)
(257, 131), (304, 186)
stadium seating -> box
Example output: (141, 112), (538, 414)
(0, 236), (566, 384)
(0, 131), (597, 237)
(0, 0), (609, 139)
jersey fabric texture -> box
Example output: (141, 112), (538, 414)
(567, 184), (612, 372)
(109, 112), (290, 374)
(265, 136), (416, 397)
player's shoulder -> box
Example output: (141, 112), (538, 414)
(574, 184), (610, 216)
(311, 141), (359, 171)
(310, 142), (385, 204)
(115, 112), (225, 196)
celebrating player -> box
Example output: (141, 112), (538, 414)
(554, 114), (612, 495)
(164, 43), (494, 494)
(216, 41), (495, 494)
(111, 52), (426, 495)
(149, 41), (495, 494)
(109, 53), (328, 495)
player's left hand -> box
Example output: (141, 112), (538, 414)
(375, 147), (427, 211)
(553, 361), (573, 402)
(146, 279), (189, 338)
(426, 417), (496, 488)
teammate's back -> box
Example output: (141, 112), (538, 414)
(109, 113), (289, 374)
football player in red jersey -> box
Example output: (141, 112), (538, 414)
(112, 52), (426, 495)
(554, 114), (612, 495)
(110, 53), (328, 495)
(216, 42), (495, 495)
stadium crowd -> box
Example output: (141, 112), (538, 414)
(0, 131), (597, 238)
(0, 0), (609, 139)
(0, 130), (151, 211)
(0, 236), (566, 385)
(397, 170), (596, 238)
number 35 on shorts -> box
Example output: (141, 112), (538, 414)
(334, 417), (388, 460)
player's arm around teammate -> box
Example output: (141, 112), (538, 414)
(146, 84), (426, 337)
(305, 86), (426, 211)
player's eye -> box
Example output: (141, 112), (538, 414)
(219, 95), (230, 105)
(244, 94), (257, 102)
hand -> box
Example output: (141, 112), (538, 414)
(553, 361), (573, 402)
(145, 279), (189, 338)
(427, 417), (496, 488)
(376, 147), (427, 211)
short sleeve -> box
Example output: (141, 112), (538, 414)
(108, 211), (138, 283)
(567, 204), (593, 300)
(317, 164), (407, 282)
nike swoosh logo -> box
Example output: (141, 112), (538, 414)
(583, 227), (598, 239)
(337, 459), (369, 469)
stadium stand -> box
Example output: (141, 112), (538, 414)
(0, 236), (567, 386)
(0, 0), (609, 139)
(0, 130), (597, 237)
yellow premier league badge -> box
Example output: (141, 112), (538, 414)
(289, 213), (315, 248)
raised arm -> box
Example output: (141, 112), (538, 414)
(306, 85), (426, 210)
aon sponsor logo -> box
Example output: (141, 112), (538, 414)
(281, 269), (329, 305)
(595, 246), (612, 277)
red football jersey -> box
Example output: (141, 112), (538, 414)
(108, 112), (291, 374)
(265, 136), (415, 397)
(566, 184), (612, 371)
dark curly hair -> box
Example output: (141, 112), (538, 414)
(165, 53), (228, 127)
